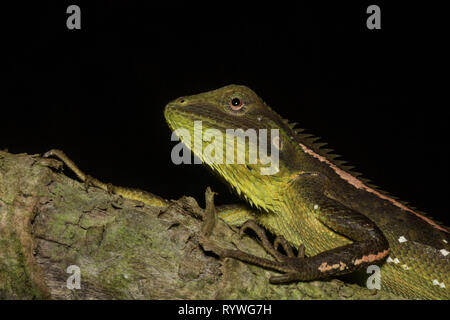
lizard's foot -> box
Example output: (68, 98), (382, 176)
(238, 221), (307, 283)
(239, 220), (305, 260)
(199, 188), (306, 283)
(239, 220), (292, 262)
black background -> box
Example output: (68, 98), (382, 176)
(4, 2), (448, 225)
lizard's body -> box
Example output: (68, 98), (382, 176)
(45, 85), (449, 299)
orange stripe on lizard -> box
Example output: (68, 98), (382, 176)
(354, 249), (390, 266)
(299, 143), (448, 233)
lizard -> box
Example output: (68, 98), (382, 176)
(44, 85), (449, 299)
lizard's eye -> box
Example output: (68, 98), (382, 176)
(230, 97), (244, 111)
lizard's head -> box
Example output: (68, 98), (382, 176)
(165, 85), (271, 131)
(164, 85), (302, 210)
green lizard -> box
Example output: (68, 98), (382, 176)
(45, 85), (449, 299)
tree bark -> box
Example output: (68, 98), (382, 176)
(0, 151), (400, 299)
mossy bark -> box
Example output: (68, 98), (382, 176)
(0, 151), (400, 299)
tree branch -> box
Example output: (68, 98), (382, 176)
(0, 151), (399, 299)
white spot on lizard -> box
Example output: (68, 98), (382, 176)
(432, 279), (446, 288)
(440, 249), (449, 257)
(443, 239), (448, 244)
(393, 258), (400, 264)
(387, 257), (394, 263)
(313, 204), (319, 210)
(398, 236), (407, 243)
(401, 264), (410, 270)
